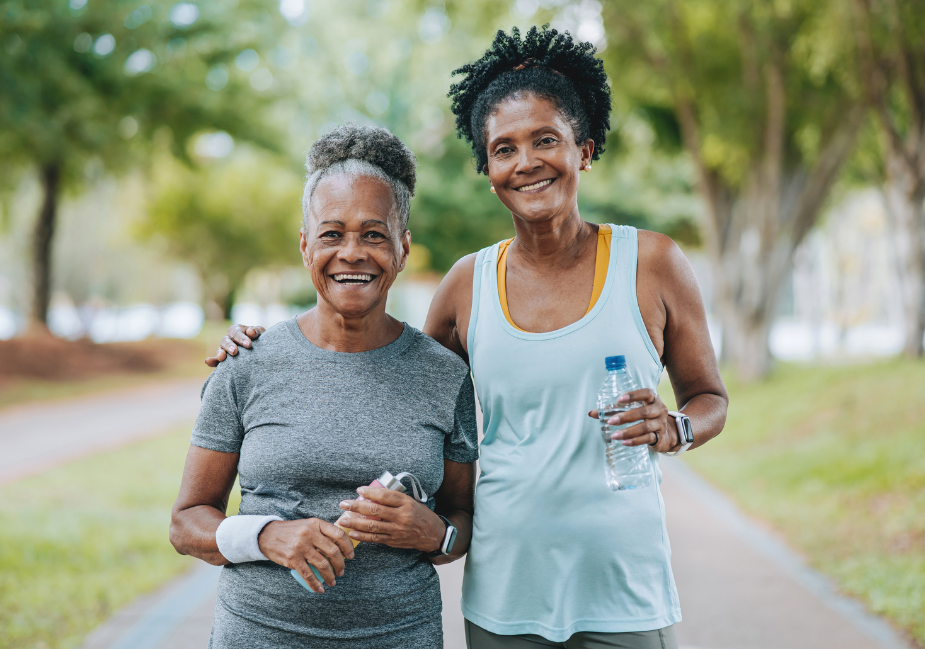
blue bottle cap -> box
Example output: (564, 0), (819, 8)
(605, 355), (626, 370)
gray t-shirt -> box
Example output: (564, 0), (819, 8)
(191, 319), (478, 648)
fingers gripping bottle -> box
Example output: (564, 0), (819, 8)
(290, 471), (427, 591)
(597, 355), (653, 491)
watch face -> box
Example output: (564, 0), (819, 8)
(681, 417), (694, 444)
(445, 526), (457, 554)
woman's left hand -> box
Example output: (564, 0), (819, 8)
(588, 388), (679, 453)
(337, 487), (445, 553)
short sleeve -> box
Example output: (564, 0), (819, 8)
(444, 372), (479, 463)
(190, 364), (245, 454)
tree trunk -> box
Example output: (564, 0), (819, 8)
(881, 164), (925, 357)
(675, 87), (862, 380)
(718, 302), (773, 381)
(201, 273), (234, 321)
(850, 0), (925, 356)
(29, 163), (62, 334)
(221, 285), (237, 321)
(708, 185), (793, 381)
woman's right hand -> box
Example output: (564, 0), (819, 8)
(204, 324), (265, 367)
(257, 518), (356, 594)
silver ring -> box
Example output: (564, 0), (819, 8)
(649, 432), (659, 447)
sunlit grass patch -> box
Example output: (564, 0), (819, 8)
(666, 359), (925, 645)
(0, 425), (238, 649)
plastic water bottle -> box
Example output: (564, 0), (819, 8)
(597, 355), (653, 491)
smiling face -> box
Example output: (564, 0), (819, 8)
(300, 174), (410, 319)
(483, 93), (593, 224)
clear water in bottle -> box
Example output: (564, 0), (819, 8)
(597, 355), (653, 491)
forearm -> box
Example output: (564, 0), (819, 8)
(171, 446), (241, 564)
(676, 391), (728, 451)
(428, 507), (472, 566)
(169, 504), (230, 566)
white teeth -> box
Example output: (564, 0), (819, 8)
(333, 273), (374, 282)
(515, 179), (553, 192)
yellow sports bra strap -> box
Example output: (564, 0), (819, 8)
(497, 225), (611, 332)
(497, 239), (524, 331)
(587, 224), (611, 315)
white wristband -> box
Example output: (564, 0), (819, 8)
(215, 515), (283, 563)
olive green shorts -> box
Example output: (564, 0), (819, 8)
(464, 620), (679, 649)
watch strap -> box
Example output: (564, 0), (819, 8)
(665, 411), (693, 456)
(427, 514), (456, 557)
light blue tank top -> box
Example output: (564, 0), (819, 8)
(461, 225), (681, 640)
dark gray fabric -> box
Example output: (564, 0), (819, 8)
(192, 318), (478, 648)
(465, 620), (678, 649)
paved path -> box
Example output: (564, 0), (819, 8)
(1, 382), (911, 649)
(664, 460), (908, 649)
(80, 462), (913, 649)
(0, 378), (203, 486)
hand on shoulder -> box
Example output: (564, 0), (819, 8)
(204, 325), (266, 367)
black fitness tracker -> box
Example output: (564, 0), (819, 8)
(664, 411), (694, 456)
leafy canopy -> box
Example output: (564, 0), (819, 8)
(0, 0), (283, 182)
(602, 0), (858, 187)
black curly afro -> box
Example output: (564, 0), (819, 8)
(448, 25), (611, 174)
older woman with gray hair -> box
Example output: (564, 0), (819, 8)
(169, 124), (478, 649)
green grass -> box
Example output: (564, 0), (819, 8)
(666, 359), (925, 645)
(0, 426), (240, 649)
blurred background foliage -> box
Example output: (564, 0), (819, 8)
(0, 0), (285, 329)
(3, 0), (923, 379)
(141, 147), (303, 319)
(1, 1), (925, 647)
(0, 0), (705, 336)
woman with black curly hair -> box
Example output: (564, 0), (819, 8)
(213, 26), (727, 649)
(429, 26), (728, 648)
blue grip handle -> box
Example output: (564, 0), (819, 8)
(290, 565), (326, 592)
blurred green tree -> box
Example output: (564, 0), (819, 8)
(0, 0), (282, 332)
(850, 0), (925, 358)
(600, 0), (865, 379)
(411, 136), (516, 272)
(141, 149), (303, 319)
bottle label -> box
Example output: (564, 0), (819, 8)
(335, 478), (385, 548)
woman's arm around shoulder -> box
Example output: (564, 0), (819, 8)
(637, 230), (728, 451)
(423, 253), (477, 362)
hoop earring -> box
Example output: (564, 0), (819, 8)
(490, 185), (496, 193)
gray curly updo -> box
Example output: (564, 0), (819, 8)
(302, 124), (417, 230)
